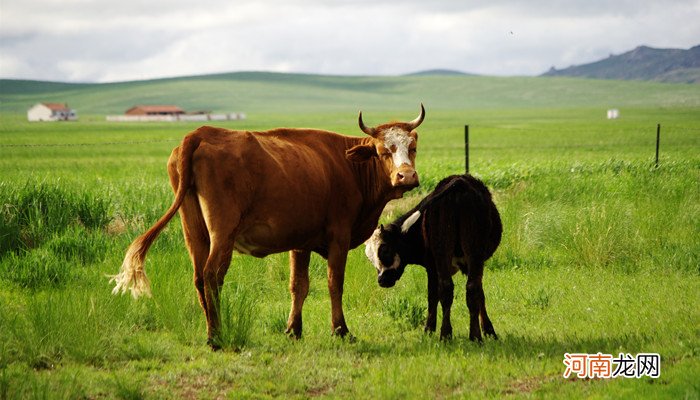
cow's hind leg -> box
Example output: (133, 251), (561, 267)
(286, 250), (310, 338)
(202, 236), (236, 350)
(180, 193), (210, 315)
(168, 156), (210, 314)
(326, 236), (351, 338)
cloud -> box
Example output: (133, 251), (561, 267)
(1, 0), (699, 82)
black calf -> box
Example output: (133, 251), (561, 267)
(364, 174), (502, 341)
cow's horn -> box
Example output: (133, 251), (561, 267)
(358, 111), (376, 137)
(407, 103), (425, 130)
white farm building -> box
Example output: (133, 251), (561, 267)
(27, 103), (77, 122)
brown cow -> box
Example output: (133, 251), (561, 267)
(111, 105), (425, 348)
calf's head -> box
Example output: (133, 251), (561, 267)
(364, 211), (421, 288)
(346, 104), (424, 194)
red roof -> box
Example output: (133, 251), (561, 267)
(126, 105), (185, 115)
(43, 103), (71, 111)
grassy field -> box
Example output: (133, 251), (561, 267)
(1, 74), (699, 399)
(3, 72), (700, 115)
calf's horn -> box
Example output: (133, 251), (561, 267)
(407, 103), (425, 130)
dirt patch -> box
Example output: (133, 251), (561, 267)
(503, 374), (560, 396)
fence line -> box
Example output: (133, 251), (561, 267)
(3, 125), (697, 149)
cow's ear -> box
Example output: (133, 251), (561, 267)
(401, 211), (421, 233)
(346, 144), (376, 162)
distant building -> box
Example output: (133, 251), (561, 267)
(107, 105), (245, 122)
(27, 103), (77, 122)
(125, 105), (185, 116)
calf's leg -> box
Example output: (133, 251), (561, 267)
(424, 268), (438, 333)
(479, 285), (498, 339)
(438, 275), (454, 340)
(466, 274), (484, 342)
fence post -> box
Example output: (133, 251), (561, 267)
(655, 124), (661, 168)
(465, 125), (469, 174)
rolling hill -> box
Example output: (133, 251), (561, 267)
(542, 45), (700, 83)
(1, 71), (700, 116)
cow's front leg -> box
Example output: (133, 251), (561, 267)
(286, 250), (310, 339)
(327, 238), (350, 337)
(425, 267), (438, 333)
(438, 275), (454, 340)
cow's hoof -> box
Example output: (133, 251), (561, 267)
(332, 331), (357, 343)
(285, 327), (302, 340)
(207, 337), (223, 351)
(331, 325), (353, 341)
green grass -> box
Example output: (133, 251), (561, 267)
(0, 75), (699, 398)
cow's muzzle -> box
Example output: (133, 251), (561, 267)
(377, 270), (400, 288)
(393, 166), (419, 188)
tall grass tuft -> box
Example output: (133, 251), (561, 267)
(112, 374), (145, 400)
(0, 181), (111, 257)
(385, 296), (426, 330)
(218, 279), (259, 351)
(2, 289), (121, 367)
(0, 249), (72, 290)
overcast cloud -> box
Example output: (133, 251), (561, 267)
(1, 0), (699, 83)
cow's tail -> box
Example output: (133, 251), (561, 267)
(110, 134), (202, 298)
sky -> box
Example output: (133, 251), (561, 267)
(1, 0), (699, 83)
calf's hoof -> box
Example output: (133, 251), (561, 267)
(439, 328), (453, 341)
(484, 331), (499, 340)
(469, 334), (484, 343)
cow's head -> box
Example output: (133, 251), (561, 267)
(364, 211), (421, 288)
(346, 104), (425, 194)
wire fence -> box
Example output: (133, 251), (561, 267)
(1, 125), (697, 149)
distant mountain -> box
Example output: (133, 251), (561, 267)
(542, 45), (700, 83)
